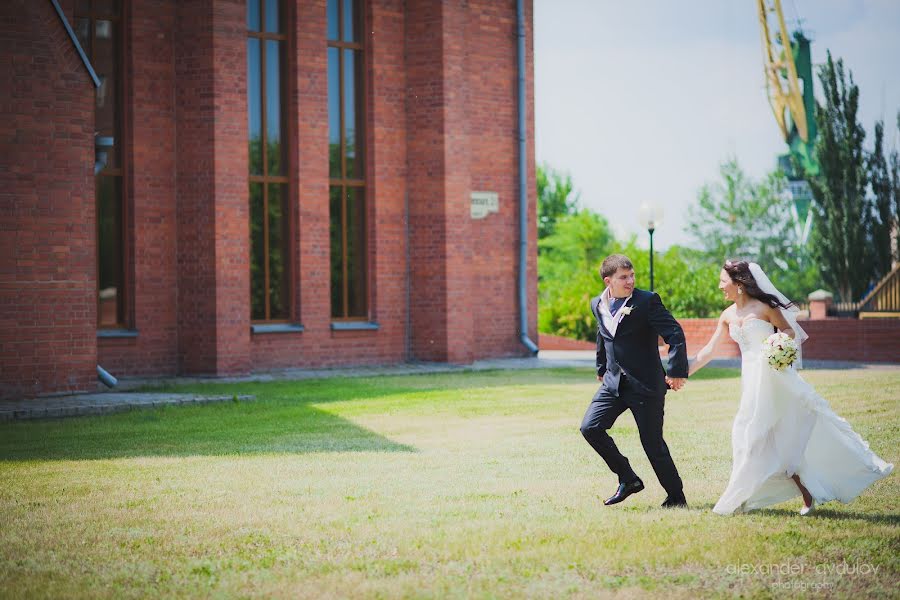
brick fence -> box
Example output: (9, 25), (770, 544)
(539, 318), (900, 363)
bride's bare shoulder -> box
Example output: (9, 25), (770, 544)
(720, 305), (736, 324)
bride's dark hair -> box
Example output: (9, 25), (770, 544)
(723, 259), (795, 309)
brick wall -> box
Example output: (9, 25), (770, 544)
(538, 334), (594, 351)
(467, 0), (538, 360)
(98, 0), (180, 376)
(4, 0), (539, 397)
(0, 0), (97, 399)
(678, 318), (741, 358)
(538, 319), (900, 364)
(405, 0), (536, 363)
(678, 318), (900, 362)
(801, 319), (900, 362)
(172, 0), (251, 376)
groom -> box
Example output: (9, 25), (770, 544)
(580, 254), (690, 508)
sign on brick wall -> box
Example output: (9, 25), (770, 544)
(471, 191), (499, 219)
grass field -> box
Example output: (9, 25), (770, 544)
(1, 367), (897, 599)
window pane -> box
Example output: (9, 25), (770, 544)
(327, 47), (341, 179)
(267, 183), (288, 320)
(75, 0), (91, 14)
(250, 183), (265, 321)
(265, 0), (280, 33)
(248, 38), (262, 175)
(327, 0), (339, 40)
(265, 40), (283, 175)
(247, 0), (261, 31)
(344, 49), (364, 179)
(94, 20), (119, 168)
(329, 186), (344, 318)
(97, 176), (123, 327)
(346, 187), (366, 317)
(342, 0), (357, 42)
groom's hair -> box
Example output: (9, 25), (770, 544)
(600, 254), (634, 279)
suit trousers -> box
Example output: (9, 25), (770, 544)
(580, 377), (683, 495)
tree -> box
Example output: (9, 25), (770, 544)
(611, 239), (725, 319)
(537, 163), (579, 239)
(869, 119), (895, 277)
(686, 159), (820, 303)
(536, 165), (729, 341)
(538, 210), (613, 289)
(537, 236), (726, 341)
(806, 52), (873, 302)
(894, 113), (900, 262)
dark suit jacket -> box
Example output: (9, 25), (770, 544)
(591, 288), (688, 396)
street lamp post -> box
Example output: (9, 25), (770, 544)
(639, 203), (663, 293)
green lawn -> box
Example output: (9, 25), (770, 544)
(1, 367), (897, 599)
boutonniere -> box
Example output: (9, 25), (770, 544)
(618, 306), (634, 317)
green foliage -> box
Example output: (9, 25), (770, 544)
(807, 53), (876, 302)
(538, 210), (613, 287)
(538, 223), (726, 341)
(537, 163), (580, 239)
(611, 239), (726, 320)
(536, 165), (733, 341)
(537, 210), (613, 340)
(894, 113), (900, 262)
(868, 116), (900, 271)
(687, 159), (822, 304)
(538, 268), (602, 340)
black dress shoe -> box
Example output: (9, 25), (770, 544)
(661, 494), (688, 508)
(604, 478), (644, 505)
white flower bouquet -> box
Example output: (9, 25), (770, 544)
(762, 332), (798, 371)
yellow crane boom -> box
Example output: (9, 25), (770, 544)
(757, 0), (809, 143)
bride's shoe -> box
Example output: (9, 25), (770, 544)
(799, 499), (815, 516)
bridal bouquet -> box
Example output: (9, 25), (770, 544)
(762, 332), (798, 371)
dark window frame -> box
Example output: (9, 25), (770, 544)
(328, 0), (369, 321)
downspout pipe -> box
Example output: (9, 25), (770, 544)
(97, 365), (118, 388)
(516, 0), (538, 355)
(49, 0), (101, 88)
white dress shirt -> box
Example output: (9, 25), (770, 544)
(599, 288), (633, 337)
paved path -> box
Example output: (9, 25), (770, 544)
(2, 352), (896, 422)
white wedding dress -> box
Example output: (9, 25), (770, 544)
(712, 317), (894, 515)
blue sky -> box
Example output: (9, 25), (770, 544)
(534, 0), (900, 248)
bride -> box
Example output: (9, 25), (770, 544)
(688, 260), (893, 515)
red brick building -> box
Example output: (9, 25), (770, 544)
(1, 0), (538, 399)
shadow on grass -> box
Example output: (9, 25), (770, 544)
(754, 507), (900, 526)
(0, 367), (743, 462)
(0, 398), (416, 462)
(686, 502), (898, 525)
(0, 371), (585, 462)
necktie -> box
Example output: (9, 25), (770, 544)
(610, 297), (626, 317)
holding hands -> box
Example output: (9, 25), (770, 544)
(666, 376), (686, 391)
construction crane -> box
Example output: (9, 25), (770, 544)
(756, 0), (817, 243)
